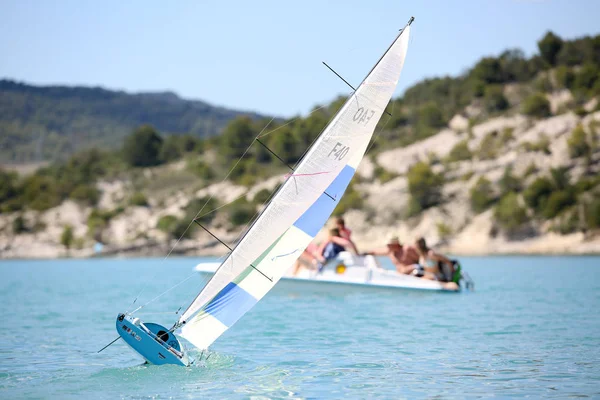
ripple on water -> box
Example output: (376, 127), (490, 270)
(1, 256), (600, 398)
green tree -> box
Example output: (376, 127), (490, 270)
(477, 132), (499, 160)
(471, 57), (504, 84)
(524, 177), (554, 212)
(537, 31), (563, 66)
(555, 66), (575, 89)
(585, 198), (600, 229)
(501, 127), (515, 145)
(12, 215), (27, 234)
(573, 63), (600, 94)
(543, 191), (575, 219)
(556, 41), (585, 66)
(252, 188), (272, 205)
(483, 85), (509, 112)
(227, 198), (256, 226)
(0, 168), (19, 205)
(470, 177), (496, 213)
(61, 225), (74, 249)
(499, 166), (522, 193)
(228, 158), (260, 186)
(122, 125), (163, 167)
(418, 103), (445, 129)
(189, 159), (215, 180)
(268, 129), (300, 164)
(69, 184), (100, 206)
(407, 162), (443, 212)
(373, 165), (398, 183)
(185, 197), (219, 225)
(568, 125), (591, 159)
(156, 215), (179, 238)
(87, 208), (118, 240)
(220, 116), (256, 161)
(470, 79), (486, 98)
(549, 167), (570, 191)
(494, 192), (528, 232)
(388, 112), (410, 129)
(498, 49), (533, 82)
(130, 192), (149, 207)
(21, 175), (61, 211)
(522, 93), (551, 118)
(171, 219), (194, 240)
(159, 136), (184, 163)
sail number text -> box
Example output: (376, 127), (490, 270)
(353, 107), (375, 126)
(328, 142), (349, 161)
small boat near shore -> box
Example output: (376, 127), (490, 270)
(194, 252), (473, 292)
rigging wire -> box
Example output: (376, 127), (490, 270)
(125, 22), (410, 317)
(256, 104), (328, 139)
(168, 32), (404, 319)
(126, 117), (275, 313)
(126, 102), (343, 315)
(173, 99), (348, 322)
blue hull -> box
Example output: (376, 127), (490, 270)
(116, 314), (190, 366)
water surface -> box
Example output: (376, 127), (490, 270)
(1, 256), (599, 398)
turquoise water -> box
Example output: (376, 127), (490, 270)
(1, 256), (599, 399)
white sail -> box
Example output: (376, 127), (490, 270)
(179, 23), (412, 350)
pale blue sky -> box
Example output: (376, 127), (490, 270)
(1, 0), (599, 117)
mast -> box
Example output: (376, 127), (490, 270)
(176, 17), (414, 328)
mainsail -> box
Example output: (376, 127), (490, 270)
(179, 21), (412, 350)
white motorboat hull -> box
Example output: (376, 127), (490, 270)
(194, 252), (461, 292)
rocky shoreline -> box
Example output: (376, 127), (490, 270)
(2, 109), (600, 260)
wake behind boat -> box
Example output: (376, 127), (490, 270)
(194, 252), (473, 292)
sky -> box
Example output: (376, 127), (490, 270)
(1, 0), (599, 118)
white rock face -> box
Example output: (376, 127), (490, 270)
(196, 181), (248, 204)
(356, 156), (375, 180)
(584, 98), (598, 112)
(470, 115), (528, 150)
(449, 114), (469, 132)
(377, 129), (464, 174)
(547, 89), (573, 114)
(105, 206), (154, 244)
(40, 201), (90, 240)
(96, 180), (127, 210)
(246, 175), (285, 201)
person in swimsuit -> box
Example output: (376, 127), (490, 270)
(363, 236), (419, 275)
(414, 237), (454, 281)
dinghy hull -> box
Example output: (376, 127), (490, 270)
(194, 252), (467, 292)
(116, 314), (190, 366)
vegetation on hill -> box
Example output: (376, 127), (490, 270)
(1, 30), (600, 245)
(0, 80), (262, 163)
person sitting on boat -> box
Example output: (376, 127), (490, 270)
(316, 227), (358, 266)
(292, 228), (358, 275)
(363, 236), (419, 275)
(411, 237), (450, 280)
(414, 237), (455, 281)
(334, 216), (352, 240)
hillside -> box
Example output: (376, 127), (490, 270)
(0, 79), (263, 163)
(1, 30), (600, 258)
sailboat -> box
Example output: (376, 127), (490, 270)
(113, 17), (414, 366)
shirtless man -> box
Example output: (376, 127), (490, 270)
(364, 236), (419, 274)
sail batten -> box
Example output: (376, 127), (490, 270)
(179, 23), (412, 349)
